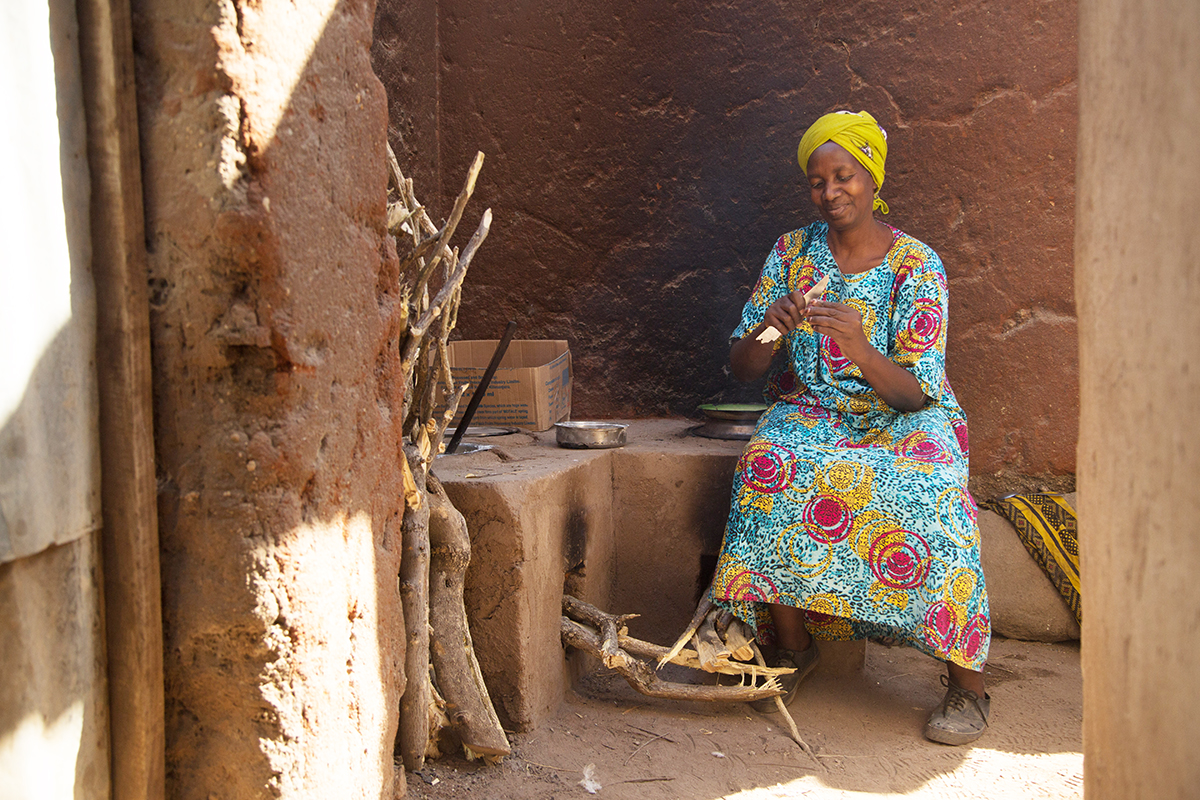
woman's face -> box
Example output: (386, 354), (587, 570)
(805, 142), (878, 232)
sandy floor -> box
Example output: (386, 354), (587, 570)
(404, 637), (1082, 799)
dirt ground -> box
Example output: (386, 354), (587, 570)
(405, 637), (1082, 799)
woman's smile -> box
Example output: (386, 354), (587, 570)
(805, 142), (878, 231)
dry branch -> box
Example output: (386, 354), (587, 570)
(567, 595), (822, 759)
(398, 445), (433, 772)
(390, 145), (507, 769)
(427, 475), (510, 760)
(410, 152), (484, 298)
(561, 618), (785, 703)
(723, 618), (756, 663)
(694, 609), (730, 671)
(389, 143), (491, 452)
(615, 633), (793, 679)
(561, 596), (791, 702)
(750, 642), (822, 769)
(561, 595), (792, 678)
(657, 582), (714, 669)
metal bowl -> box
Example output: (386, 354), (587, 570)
(554, 421), (628, 449)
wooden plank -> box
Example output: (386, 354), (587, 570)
(75, 0), (165, 796)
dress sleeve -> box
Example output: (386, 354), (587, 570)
(731, 231), (801, 342)
(889, 249), (949, 401)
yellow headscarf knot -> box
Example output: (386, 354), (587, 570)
(797, 110), (890, 214)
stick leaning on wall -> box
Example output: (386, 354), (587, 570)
(388, 145), (509, 770)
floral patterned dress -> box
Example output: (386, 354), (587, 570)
(712, 221), (989, 671)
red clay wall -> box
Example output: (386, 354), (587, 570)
(136, 0), (406, 796)
(373, 0), (1078, 497)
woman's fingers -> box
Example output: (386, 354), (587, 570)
(765, 291), (808, 332)
(806, 300), (855, 322)
(804, 300), (840, 327)
(763, 295), (859, 338)
(806, 301), (864, 338)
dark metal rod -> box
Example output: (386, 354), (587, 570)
(445, 320), (519, 454)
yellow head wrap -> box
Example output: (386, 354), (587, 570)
(797, 110), (890, 214)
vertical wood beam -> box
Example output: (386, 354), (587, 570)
(1078, 0), (1200, 795)
(75, 0), (165, 797)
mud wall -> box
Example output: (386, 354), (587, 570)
(132, 0), (406, 796)
(373, 0), (1078, 498)
(0, 539), (111, 799)
(1077, 0), (1200, 794)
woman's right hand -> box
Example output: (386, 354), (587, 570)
(764, 290), (810, 335)
(731, 290), (809, 383)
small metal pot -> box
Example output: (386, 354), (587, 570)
(554, 421), (628, 449)
(693, 403), (767, 440)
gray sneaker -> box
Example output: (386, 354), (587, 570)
(924, 675), (990, 745)
(750, 643), (820, 713)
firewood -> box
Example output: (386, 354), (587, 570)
(390, 143), (490, 450)
(562, 596), (792, 680)
(617, 636), (791, 678)
(390, 144), (509, 769)
(750, 642), (822, 770)
(693, 609), (730, 672)
(427, 475), (511, 760)
(398, 445), (433, 772)
(560, 618), (784, 703)
(562, 594), (640, 631)
(657, 583), (714, 669)
(722, 618), (756, 662)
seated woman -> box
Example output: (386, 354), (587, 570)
(712, 110), (991, 746)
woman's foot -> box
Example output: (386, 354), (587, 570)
(924, 674), (990, 745)
(749, 642), (820, 713)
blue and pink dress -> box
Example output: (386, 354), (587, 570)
(713, 221), (989, 671)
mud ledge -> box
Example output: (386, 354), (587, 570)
(435, 419), (865, 731)
(436, 418), (1077, 731)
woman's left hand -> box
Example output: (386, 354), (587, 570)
(805, 299), (927, 411)
(804, 300), (870, 362)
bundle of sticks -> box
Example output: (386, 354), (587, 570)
(561, 590), (819, 761)
(560, 594), (790, 702)
(388, 145), (510, 771)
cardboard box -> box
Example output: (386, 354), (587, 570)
(442, 340), (571, 431)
